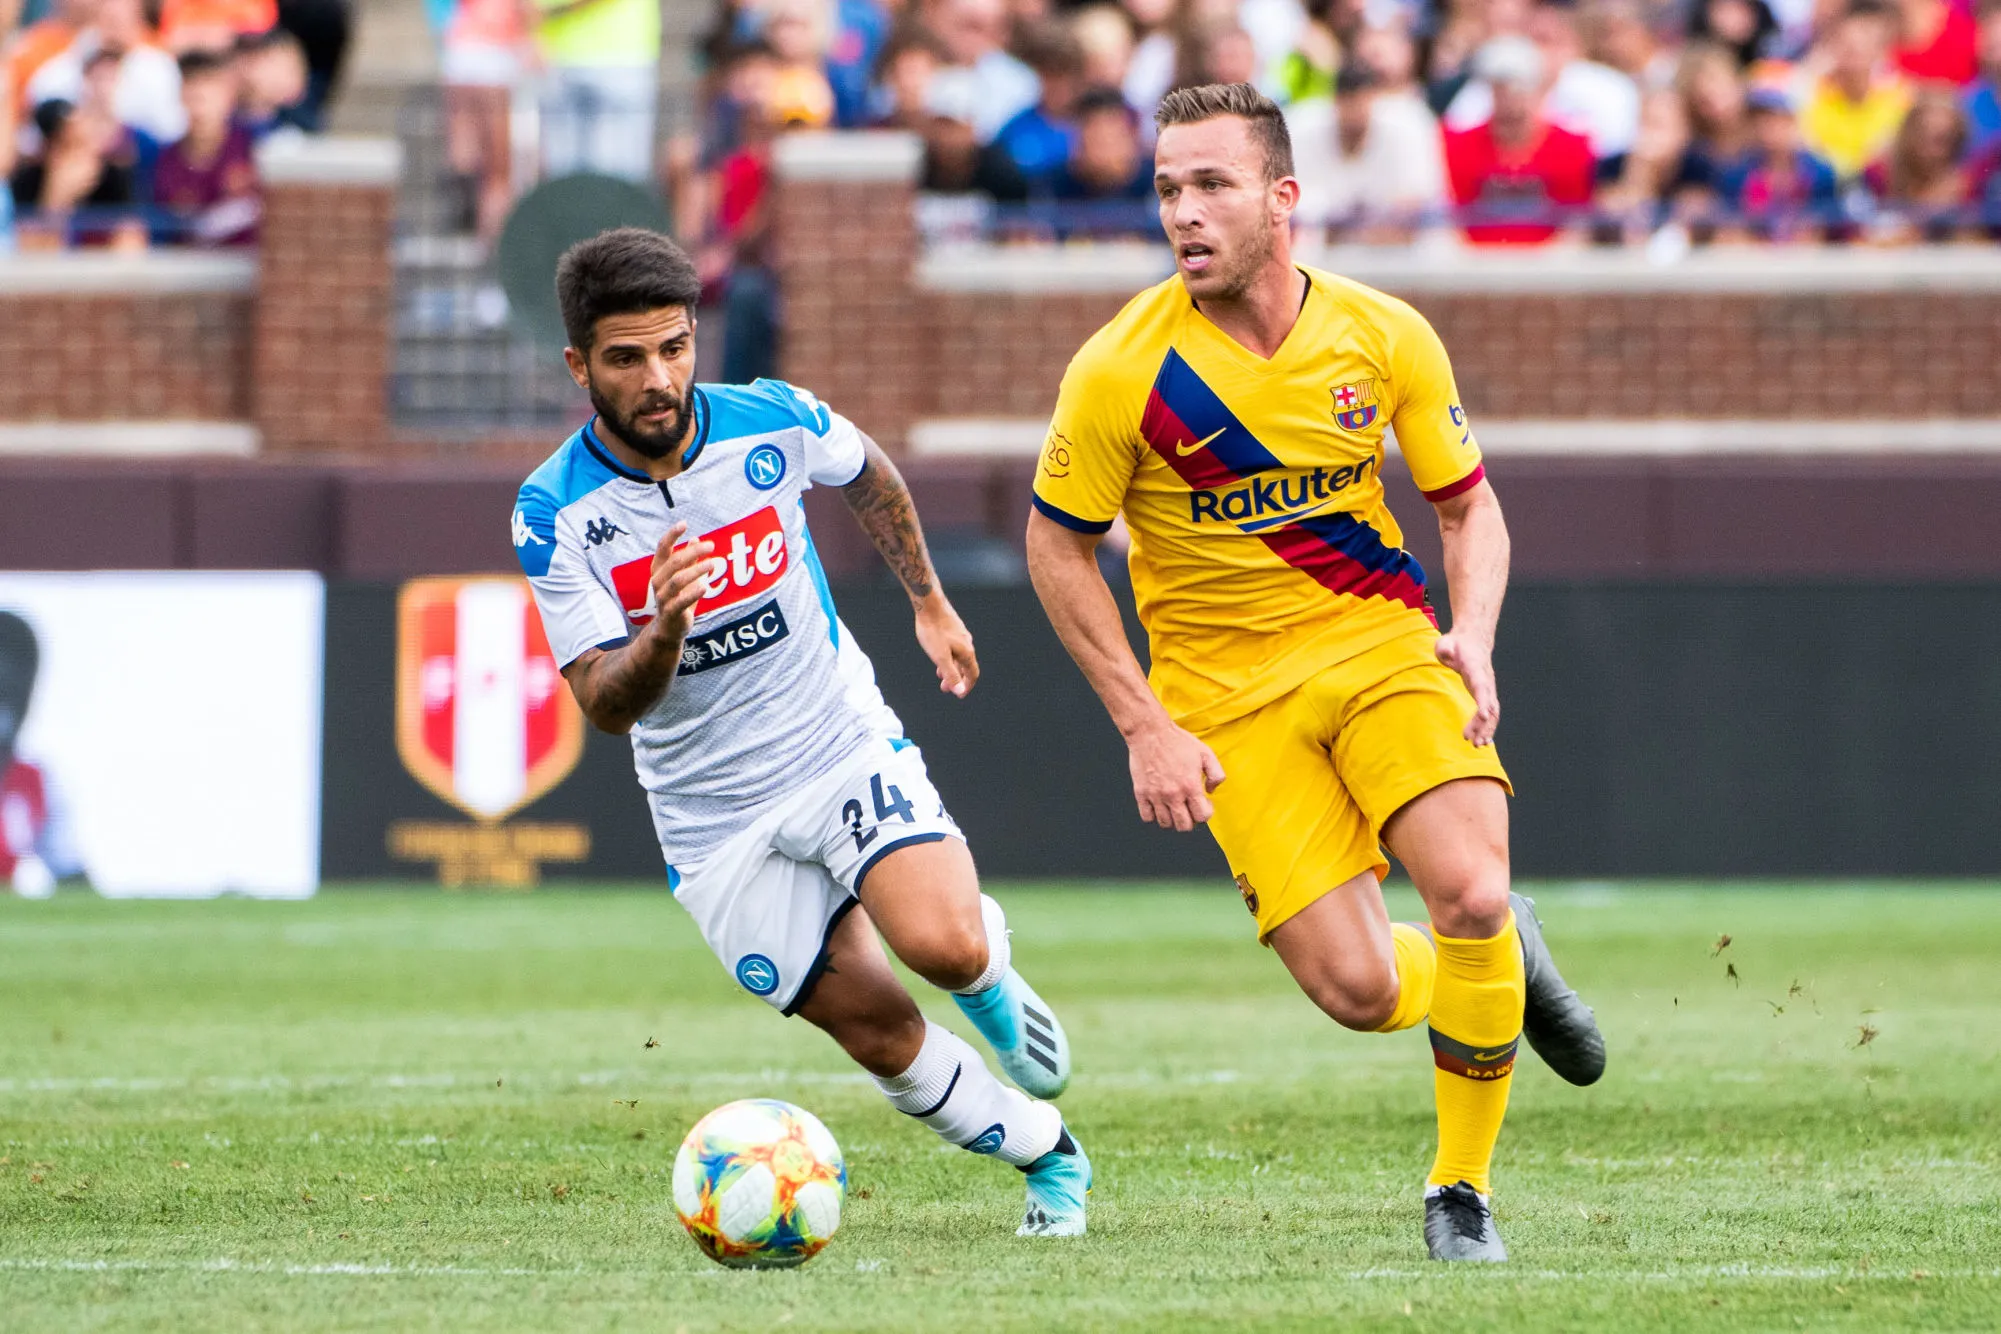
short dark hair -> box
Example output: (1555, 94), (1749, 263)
(178, 49), (231, 79)
(1073, 85), (1135, 121)
(1153, 81), (1294, 180)
(555, 228), (703, 352)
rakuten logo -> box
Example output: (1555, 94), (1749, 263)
(610, 506), (789, 626)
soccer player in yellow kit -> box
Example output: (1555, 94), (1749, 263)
(1025, 84), (1605, 1262)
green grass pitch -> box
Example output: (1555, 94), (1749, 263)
(1, 883), (1997, 1331)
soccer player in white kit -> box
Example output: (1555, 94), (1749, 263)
(512, 229), (1090, 1236)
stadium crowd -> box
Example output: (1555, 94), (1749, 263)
(681, 0), (2001, 249)
(0, 0), (342, 248)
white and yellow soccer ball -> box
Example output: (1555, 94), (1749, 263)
(673, 1098), (846, 1269)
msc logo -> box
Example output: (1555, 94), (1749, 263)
(745, 444), (787, 490)
(736, 953), (780, 996)
(677, 600), (790, 675)
(965, 1123), (1006, 1155)
(583, 517), (627, 547)
(1188, 459), (1376, 526)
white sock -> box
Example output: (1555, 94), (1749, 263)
(872, 1020), (1059, 1167)
(952, 894), (1011, 996)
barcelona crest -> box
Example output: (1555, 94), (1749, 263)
(1331, 379), (1378, 432)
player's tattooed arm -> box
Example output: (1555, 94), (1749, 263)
(561, 524), (717, 734)
(840, 436), (937, 601)
(841, 435), (980, 697)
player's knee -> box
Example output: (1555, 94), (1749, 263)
(1428, 871), (1511, 940)
(1302, 969), (1399, 1032)
(902, 921), (989, 993)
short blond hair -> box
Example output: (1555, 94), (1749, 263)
(1153, 82), (1294, 180)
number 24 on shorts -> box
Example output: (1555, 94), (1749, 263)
(842, 774), (917, 852)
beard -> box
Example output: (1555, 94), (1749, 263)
(590, 381), (695, 461)
(1201, 223), (1277, 303)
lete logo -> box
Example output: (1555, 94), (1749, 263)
(609, 506), (788, 625)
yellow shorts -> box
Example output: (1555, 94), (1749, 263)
(1195, 629), (1512, 942)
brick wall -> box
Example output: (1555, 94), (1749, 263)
(0, 281), (250, 421)
(771, 137), (2001, 440)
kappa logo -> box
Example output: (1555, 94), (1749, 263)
(511, 509), (546, 548)
(677, 599), (790, 675)
(735, 953), (780, 996)
(583, 517), (627, 547)
(965, 1123), (1006, 1155)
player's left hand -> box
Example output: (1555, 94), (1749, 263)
(1435, 633), (1500, 746)
(914, 595), (979, 698)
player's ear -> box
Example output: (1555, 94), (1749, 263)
(1271, 174), (1300, 222)
(562, 345), (591, 390)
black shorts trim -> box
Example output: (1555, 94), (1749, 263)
(780, 895), (861, 1018)
(852, 831), (951, 893)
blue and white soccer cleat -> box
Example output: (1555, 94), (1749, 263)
(952, 968), (1071, 1099)
(1018, 1128), (1090, 1237)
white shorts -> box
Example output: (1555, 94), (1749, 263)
(668, 737), (963, 1014)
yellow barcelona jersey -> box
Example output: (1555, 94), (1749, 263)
(1033, 265), (1484, 733)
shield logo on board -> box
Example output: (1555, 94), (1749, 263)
(395, 577), (584, 823)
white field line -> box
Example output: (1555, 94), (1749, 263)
(0, 1069), (1244, 1096)
(1, 1257), (1996, 1283)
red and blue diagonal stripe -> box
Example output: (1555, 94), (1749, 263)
(1140, 349), (1431, 618)
(1259, 512), (1434, 621)
(1141, 349), (1283, 489)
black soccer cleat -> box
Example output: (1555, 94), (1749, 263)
(1513, 892), (1606, 1086)
(1424, 1182), (1508, 1262)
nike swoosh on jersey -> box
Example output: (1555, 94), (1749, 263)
(1176, 427), (1229, 457)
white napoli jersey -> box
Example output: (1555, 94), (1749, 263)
(514, 380), (904, 867)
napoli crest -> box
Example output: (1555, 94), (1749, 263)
(1331, 380), (1378, 432)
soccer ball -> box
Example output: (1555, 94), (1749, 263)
(672, 1098), (846, 1268)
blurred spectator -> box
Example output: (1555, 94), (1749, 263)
(273, 0), (351, 131)
(1863, 86), (1973, 237)
(157, 0), (274, 54)
(1801, 2), (1911, 178)
(701, 54), (783, 382)
(1586, 0), (1676, 92)
(8, 93), (145, 247)
(1594, 85), (1698, 236)
(1717, 84), (1842, 237)
(1121, 0), (1177, 115)
(1273, 0), (1348, 104)
(1447, 1), (1641, 161)
(870, 22), (944, 128)
(1676, 40), (1751, 206)
(991, 20), (1085, 190)
(6, 0), (95, 122)
(1963, 0), (2001, 153)
(1443, 34), (1597, 243)
(1054, 84), (1148, 198)
(1177, 18), (1260, 89)
(534, 0), (660, 181)
(762, 0), (835, 128)
(825, 0), (889, 126)
(233, 26), (309, 138)
(1353, 22), (1422, 94)
(437, 0), (528, 240)
(1, 66), (15, 251)
(148, 47), (259, 243)
(1286, 58), (1447, 241)
(923, 0), (1037, 139)
(28, 0), (186, 144)
(1070, 3), (1135, 91)
(1686, 0), (1781, 68)
(1891, 0), (1977, 85)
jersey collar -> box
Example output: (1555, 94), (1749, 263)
(580, 389), (712, 482)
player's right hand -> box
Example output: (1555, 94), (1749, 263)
(648, 523), (718, 639)
(1127, 718), (1225, 832)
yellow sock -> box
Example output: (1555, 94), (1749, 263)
(1374, 922), (1437, 1033)
(1426, 910), (1525, 1196)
